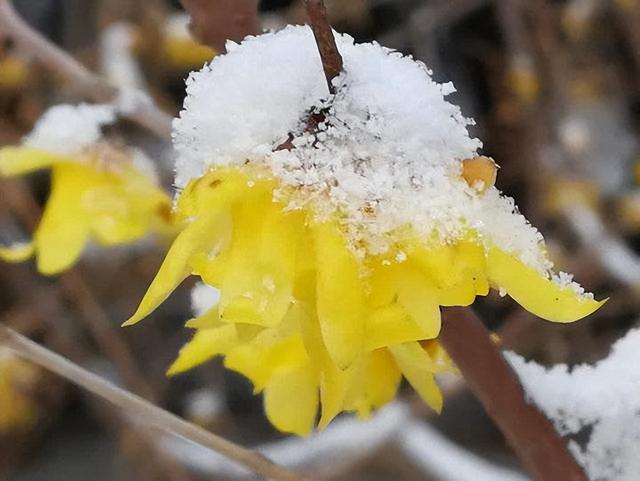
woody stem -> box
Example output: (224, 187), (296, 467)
(440, 307), (588, 481)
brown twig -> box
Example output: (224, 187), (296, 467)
(0, 324), (310, 481)
(0, 0), (172, 140)
(439, 307), (588, 481)
(305, 0), (343, 94)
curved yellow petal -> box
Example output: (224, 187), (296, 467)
(220, 196), (298, 326)
(0, 242), (34, 263)
(365, 304), (432, 351)
(389, 343), (443, 413)
(0, 147), (67, 176)
(34, 165), (90, 275)
(167, 325), (237, 375)
(225, 332), (308, 392)
(176, 168), (267, 220)
(486, 247), (605, 322)
(344, 349), (401, 419)
(86, 169), (171, 246)
(364, 349), (402, 408)
(123, 214), (224, 326)
(394, 262), (441, 339)
(438, 240), (489, 306)
(184, 306), (221, 329)
(312, 221), (366, 369)
(408, 243), (456, 288)
(264, 365), (319, 436)
(297, 303), (351, 428)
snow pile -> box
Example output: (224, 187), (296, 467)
(507, 329), (640, 481)
(173, 25), (550, 271)
(191, 282), (220, 317)
(25, 103), (116, 156)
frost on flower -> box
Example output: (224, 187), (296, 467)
(126, 26), (604, 435)
(507, 329), (640, 481)
(0, 103), (174, 275)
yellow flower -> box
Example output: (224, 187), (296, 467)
(0, 349), (40, 433)
(0, 145), (174, 275)
(125, 165), (604, 436)
(0, 54), (29, 92)
(124, 25), (605, 436)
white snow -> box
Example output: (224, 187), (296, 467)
(99, 22), (145, 90)
(172, 25), (555, 273)
(507, 329), (640, 481)
(191, 282), (221, 317)
(24, 103), (116, 156)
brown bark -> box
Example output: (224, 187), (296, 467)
(440, 307), (588, 481)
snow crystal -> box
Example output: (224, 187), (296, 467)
(506, 329), (640, 481)
(191, 282), (220, 317)
(25, 103), (116, 156)
(173, 25), (551, 272)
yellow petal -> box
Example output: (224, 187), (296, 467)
(408, 243), (456, 288)
(264, 365), (319, 436)
(220, 195), (298, 326)
(439, 240), (489, 305)
(312, 221), (366, 368)
(344, 349), (401, 419)
(86, 167), (171, 246)
(0, 147), (67, 176)
(394, 262), (441, 339)
(167, 325), (237, 375)
(389, 343), (443, 413)
(298, 303), (351, 428)
(0, 242), (34, 263)
(364, 349), (402, 408)
(34, 164), (90, 275)
(176, 168), (264, 220)
(184, 306), (221, 329)
(123, 214), (224, 326)
(486, 247), (605, 322)
(225, 332), (308, 392)
(365, 304), (432, 351)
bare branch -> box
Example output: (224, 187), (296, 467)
(0, 324), (310, 481)
(440, 307), (588, 481)
(305, 0), (343, 94)
(0, 0), (172, 140)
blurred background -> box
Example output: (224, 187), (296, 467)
(0, 0), (638, 480)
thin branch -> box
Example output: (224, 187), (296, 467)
(439, 307), (588, 481)
(0, 0), (172, 140)
(0, 324), (310, 481)
(305, 0), (343, 94)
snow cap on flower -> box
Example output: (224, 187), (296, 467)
(174, 25), (550, 271)
(25, 103), (116, 156)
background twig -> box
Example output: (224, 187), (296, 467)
(0, 324), (310, 481)
(0, 0), (172, 139)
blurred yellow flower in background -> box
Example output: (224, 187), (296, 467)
(0, 145), (174, 275)
(0, 349), (40, 433)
